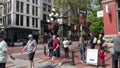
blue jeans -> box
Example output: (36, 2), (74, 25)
(80, 48), (85, 61)
(53, 48), (60, 58)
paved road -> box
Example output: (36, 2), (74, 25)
(6, 41), (112, 68)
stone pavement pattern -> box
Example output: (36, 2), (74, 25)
(6, 42), (112, 68)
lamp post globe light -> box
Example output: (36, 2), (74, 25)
(47, 8), (60, 35)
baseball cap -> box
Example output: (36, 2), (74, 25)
(28, 34), (33, 37)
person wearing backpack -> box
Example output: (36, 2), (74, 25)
(97, 34), (104, 50)
(89, 33), (97, 49)
(47, 36), (53, 59)
(52, 35), (61, 66)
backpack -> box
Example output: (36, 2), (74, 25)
(48, 38), (53, 49)
(93, 37), (97, 44)
(97, 39), (101, 45)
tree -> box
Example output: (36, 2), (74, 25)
(54, 0), (104, 37)
(87, 7), (103, 37)
(54, 0), (90, 24)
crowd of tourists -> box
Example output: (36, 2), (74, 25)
(1, 32), (120, 68)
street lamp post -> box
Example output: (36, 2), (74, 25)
(47, 8), (60, 36)
(57, 18), (63, 41)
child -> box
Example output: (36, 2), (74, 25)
(78, 37), (86, 63)
(98, 49), (105, 66)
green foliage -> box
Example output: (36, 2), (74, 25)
(54, 0), (90, 24)
(54, 0), (104, 37)
(87, 7), (103, 36)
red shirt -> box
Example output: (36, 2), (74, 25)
(53, 39), (60, 50)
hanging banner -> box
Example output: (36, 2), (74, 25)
(97, 10), (103, 18)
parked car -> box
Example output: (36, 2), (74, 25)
(14, 39), (28, 46)
(7, 39), (28, 47)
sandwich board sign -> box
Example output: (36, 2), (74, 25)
(86, 49), (98, 66)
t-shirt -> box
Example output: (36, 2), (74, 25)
(0, 40), (8, 63)
(113, 37), (120, 52)
(63, 40), (69, 48)
(27, 39), (37, 53)
(78, 42), (85, 50)
(53, 39), (60, 50)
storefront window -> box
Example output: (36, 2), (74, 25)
(20, 2), (24, 13)
(26, 16), (29, 27)
(16, 14), (19, 25)
(26, 4), (29, 14)
(16, 1), (19, 12)
(43, 3), (47, 11)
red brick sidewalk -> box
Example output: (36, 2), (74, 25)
(8, 44), (112, 68)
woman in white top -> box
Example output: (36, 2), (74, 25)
(63, 37), (70, 58)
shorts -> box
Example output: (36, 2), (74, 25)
(53, 49), (60, 58)
(28, 52), (35, 61)
(0, 63), (6, 68)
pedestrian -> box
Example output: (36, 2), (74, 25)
(98, 48), (105, 67)
(63, 37), (70, 58)
(89, 32), (97, 49)
(21, 34), (37, 68)
(78, 36), (86, 63)
(0, 35), (15, 68)
(51, 35), (61, 66)
(97, 34), (104, 50)
(47, 35), (53, 59)
(112, 33), (120, 68)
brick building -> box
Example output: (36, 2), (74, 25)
(102, 0), (120, 40)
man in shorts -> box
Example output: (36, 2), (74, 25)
(21, 34), (37, 68)
(52, 35), (61, 66)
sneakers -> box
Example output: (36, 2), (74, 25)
(48, 57), (51, 59)
(81, 61), (83, 63)
(58, 63), (62, 67)
(81, 60), (86, 63)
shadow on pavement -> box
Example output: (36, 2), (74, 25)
(38, 64), (57, 68)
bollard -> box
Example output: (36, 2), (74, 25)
(112, 54), (115, 68)
(44, 46), (47, 55)
(72, 51), (75, 65)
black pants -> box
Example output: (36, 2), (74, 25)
(0, 63), (6, 68)
(64, 47), (69, 58)
(113, 51), (120, 68)
(90, 44), (95, 49)
(49, 49), (53, 57)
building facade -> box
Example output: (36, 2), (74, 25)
(0, 5), (2, 24)
(2, 0), (41, 43)
(40, 0), (54, 42)
(102, 0), (119, 41)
